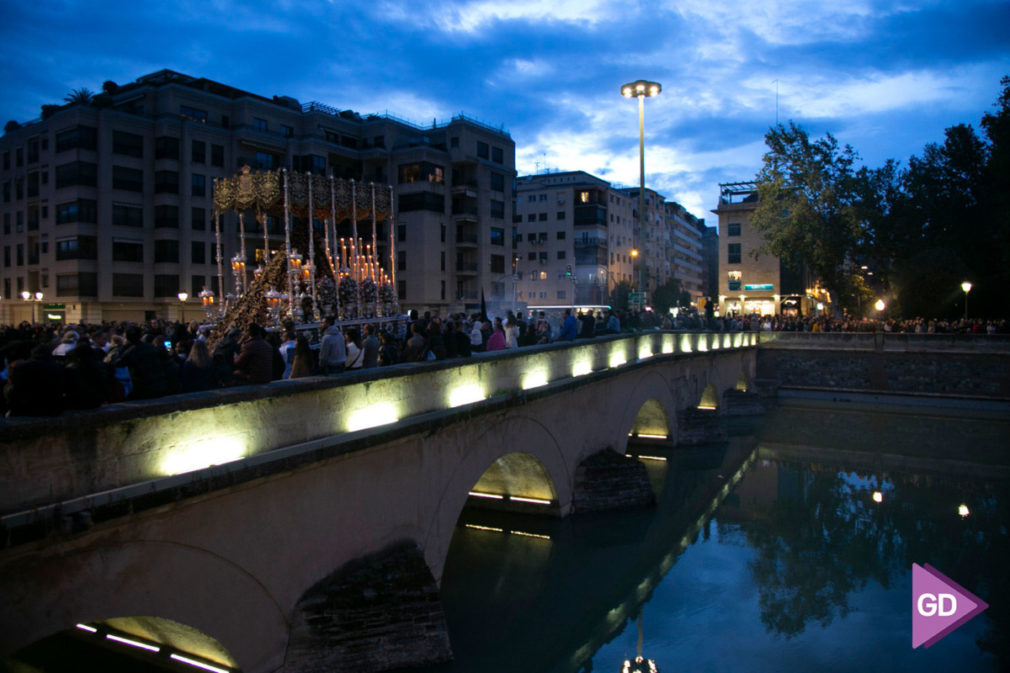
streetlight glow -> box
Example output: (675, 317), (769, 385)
(874, 299), (885, 312)
(961, 281), (972, 320)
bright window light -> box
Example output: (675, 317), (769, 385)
(346, 402), (399, 431)
(449, 384), (485, 407)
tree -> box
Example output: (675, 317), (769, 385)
(651, 278), (690, 315)
(750, 122), (862, 309)
(609, 280), (632, 312)
(63, 88), (94, 106)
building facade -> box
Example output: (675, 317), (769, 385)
(713, 181), (811, 316)
(513, 171), (635, 308)
(0, 69), (515, 324)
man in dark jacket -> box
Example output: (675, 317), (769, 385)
(4, 344), (67, 416)
(362, 324), (380, 368)
(233, 323), (274, 385)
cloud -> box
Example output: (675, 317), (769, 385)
(394, 0), (621, 34)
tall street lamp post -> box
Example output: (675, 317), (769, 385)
(961, 281), (972, 321)
(621, 79), (661, 297)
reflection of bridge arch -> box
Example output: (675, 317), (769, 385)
(3, 540), (286, 671)
(426, 415), (569, 582)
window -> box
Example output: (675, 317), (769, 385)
(254, 152), (275, 170)
(2, 246), (8, 267)
(2, 213), (7, 234)
(281, 124), (294, 138)
(56, 199), (97, 224)
(398, 162), (444, 184)
(55, 125), (97, 152)
(527, 233), (536, 242)
(538, 213), (548, 221)
(490, 200), (504, 219)
(155, 170), (179, 194)
(191, 173), (206, 197)
(440, 251), (446, 272)
(15, 148), (23, 167)
(16, 243), (23, 266)
(55, 161), (97, 188)
(57, 272), (97, 297)
(557, 211), (566, 220)
(155, 205), (179, 228)
(490, 227), (504, 246)
(527, 214), (535, 222)
(727, 243), (741, 264)
(154, 239), (179, 263)
(557, 251), (566, 260)
(397, 224), (406, 242)
(56, 235), (97, 260)
(112, 240), (144, 262)
(397, 250), (406, 271)
(211, 144), (224, 167)
(113, 204), (144, 227)
(155, 136), (179, 160)
(490, 172), (505, 192)
(113, 166), (144, 192)
(490, 254), (505, 273)
(398, 279), (406, 301)
(374, 135), (385, 148)
(191, 274), (206, 297)
(112, 130), (144, 157)
(192, 207), (206, 230)
(311, 155), (326, 174)
(728, 222), (741, 236)
(556, 231), (566, 240)
(539, 251), (548, 263)
(154, 274), (179, 297)
(112, 273), (144, 297)
(180, 105), (208, 123)
(538, 232), (548, 242)
(253, 118), (268, 132)
(192, 140), (206, 164)
(398, 191), (443, 213)
(477, 141), (489, 159)
(557, 290), (566, 299)
(527, 252), (536, 261)
(2, 181), (8, 202)
(188, 241), (205, 264)
(539, 194), (547, 202)
(491, 146), (503, 164)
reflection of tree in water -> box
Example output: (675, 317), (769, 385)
(723, 461), (1008, 665)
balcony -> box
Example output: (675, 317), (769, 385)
(456, 227), (478, 247)
(574, 204), (607, 227)
(456, 262), (478, 275)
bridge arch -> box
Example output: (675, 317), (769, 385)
(0, 540), (287, 672)
(10, 615), (240, 672)
(615, 370), (680, 449)
(424, 415), (569, 582)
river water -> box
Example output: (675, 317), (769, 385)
(421, 398), (1010, 673)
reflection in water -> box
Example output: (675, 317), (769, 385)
(420, 403), (1008, 673)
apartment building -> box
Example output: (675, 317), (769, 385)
(0, 69), (514, 324)
(713, 181), (809, 316)
(513, 171), (635, 308)
(665, 200), (705, 302)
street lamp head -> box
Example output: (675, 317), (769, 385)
(874, 299), (885, 311)
(21, 291), (30, 300)
(34, 291), (43, 301)
(961, 281), (972, 294)
(630, 248), (639, 257)
(178, 292), (189, 302)
(620, 80), (662, 98)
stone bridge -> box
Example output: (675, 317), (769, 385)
(0, 331), (757, 672)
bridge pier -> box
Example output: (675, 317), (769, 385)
(572, 449), (655, 512)
(285, 541), (451, 673)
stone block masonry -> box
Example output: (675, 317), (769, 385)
(285, 541), (452, 673)
(572, 449), (655, 512)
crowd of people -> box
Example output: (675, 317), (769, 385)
(1, 307), (1005, 418)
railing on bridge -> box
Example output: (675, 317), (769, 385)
(0, 331), (758, 527)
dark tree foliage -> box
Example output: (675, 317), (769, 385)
(650, 278), (691, 315)
(752, 76), (1010, 318)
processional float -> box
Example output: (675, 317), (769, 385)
(204, 166), (399, 343)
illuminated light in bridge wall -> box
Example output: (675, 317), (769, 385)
(347, 402), (400, 432)
(680, 334), (693, 353)
(161, 435), (246, 476)
(449, 384), (486, 407)
(521, 370), (549, 390)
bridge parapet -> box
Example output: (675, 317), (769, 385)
(1, 331), (758, 518)
(759, 331), (1010, 354)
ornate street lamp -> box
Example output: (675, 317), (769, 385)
(199, 287), (215, 319)
(621, 79), (661, 295)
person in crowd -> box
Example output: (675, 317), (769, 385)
(362, 324), (380, 368)
(5, 344), (67, 416)
(401, 322), (429, 362)
(560, 309), (578, 341)
(112, 324), (168, 400)
(345, 328), (364, 370)
(233, 323), (274, 385)
(378, 330), (400, 366)
(504, 311), (518, 349)
(486, 317), (507, 351)
(428, 318), (447, 359)
(213, 327), (242, 386)
(181, 339), (218, 393)
(319, 316), (347, 374)
(289, 335), (315, 379)
(278, 329), (297, 379)
(469, 316), (485, 353)
(52, 329), (79, 358)
(64, 339), (108, 410)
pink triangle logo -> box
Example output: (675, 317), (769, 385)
(912, 563), (989, 648)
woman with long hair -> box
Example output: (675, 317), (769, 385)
(181, 339), (217, 392)
(289, 335), (314, 379)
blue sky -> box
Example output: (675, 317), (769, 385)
(1, 0), (1007, 221)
